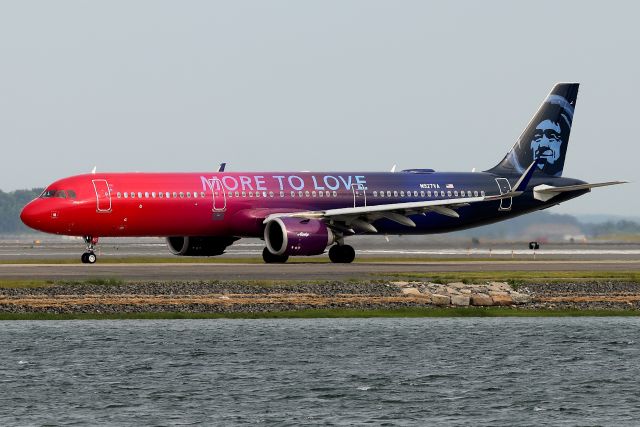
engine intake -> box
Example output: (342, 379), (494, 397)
(264, 217), (335, 256)
(166, 236), (238, 256)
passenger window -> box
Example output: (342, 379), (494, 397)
(151, 192), (156, 198)
(441, 191), (445, 197)
(394, 191), (398, 197)
(413, 191), (418, 197)
(420, 191), (425, 197)
(228, 192), (233, 198)
(241, 192), (246, 197)
(387, 191), (391, 197)
(158, 192), (163, 198)
(130, 192), (135, 198)
(116, 192), (121, 198)
(166, 192), (170, 198)
(474, 191), (478, 197)
(145, 192), (149, 198)
(124, 192), (128, 199)
(234, 191), (239, 197)
(318, 191), (323, 198)
(332, 191), (337, 197)
(305, 191), (310, 197)
(185, 192), (190, 198)
(427, 191), (431, 197)
(447, 191), (451, 197)
(454, 191), (458, 197)
(481, 191), (485, 196)
(379, 192), (384, 198)
(312, 191), (316, 197)
(201, 192), (205, 198)
(172, 192), (177, 198)
(299, 191), (303, 197)
(400, 191), (405, 197)
(279, 191), (285, 197)
(193, 192), (197, 198)
(291, 191), (295, 197)
(269, 191), (274, 198)
(255, 191), (260, 198)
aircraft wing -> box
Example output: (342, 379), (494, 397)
(262, 193), (510, 233)
(533, 181), (627, 202)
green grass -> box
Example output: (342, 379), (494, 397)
(0, 306), (639, 320)
(382, 270), (640, 284)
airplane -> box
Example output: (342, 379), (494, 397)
(20, 83), (626, 264)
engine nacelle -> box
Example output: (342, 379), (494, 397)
(264, 217), (335, 256)
(166, 236), (238, 256)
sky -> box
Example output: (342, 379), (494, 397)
(0, 1), (637, 216)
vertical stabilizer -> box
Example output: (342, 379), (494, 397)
(488, 83), (579, 177)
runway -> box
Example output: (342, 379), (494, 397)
(1, 237), (639, 281)
(1, 260), (639, 281)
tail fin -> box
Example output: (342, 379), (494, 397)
(487, 83), (579, 177)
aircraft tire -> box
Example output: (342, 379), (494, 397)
(81, 253), (88, 263)
(262, 247), (289, 264)
(87, 252), (97, 264)
(329, 245), (355, 264)
(529, 241), (540, 250)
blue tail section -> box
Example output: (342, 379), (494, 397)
(488, 83), (579, 177)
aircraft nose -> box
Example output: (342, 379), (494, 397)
(20, 201), (44, 231)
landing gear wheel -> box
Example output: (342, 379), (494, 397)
(529, 241), (540, 250)
(262, 247), (289, 264)
(81, 236), (99, 264)
(329, 244), (356, 264)
(81, 252), (97, 264)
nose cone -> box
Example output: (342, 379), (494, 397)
(20, 200), (45, 231)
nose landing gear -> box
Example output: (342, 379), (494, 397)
(81, 236), (99, 264)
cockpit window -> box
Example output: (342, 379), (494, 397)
(40, 189), (76, 199)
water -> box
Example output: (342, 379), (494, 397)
(1, 318), (640, 426)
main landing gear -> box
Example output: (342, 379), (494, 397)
(81, 236), (99, 264)
(328, 244), (355, 264)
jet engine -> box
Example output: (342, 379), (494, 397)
(166, 236), (238, 256)
(264, 217), (335, 256)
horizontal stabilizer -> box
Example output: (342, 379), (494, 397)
(533, 181), (627, 202)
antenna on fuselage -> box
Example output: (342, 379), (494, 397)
(390, 164), (397, 173)
(471, 167), (476, 172)
(218, 163), (226, 172)
(91, 166), (96, 174)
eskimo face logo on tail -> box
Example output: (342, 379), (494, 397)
(531, 119), (563, 169)
(509, 93), (575, 177)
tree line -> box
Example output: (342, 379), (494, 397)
(0, 188), (43, 233)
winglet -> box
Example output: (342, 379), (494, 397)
(218, 162), (227, 172)
(513, 158), (542, 192)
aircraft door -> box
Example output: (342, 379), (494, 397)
(495, 178), (512, 211)
(92, 179), (112, 213)
(352, 184), (367, 208)
(211, 177), (226, 220)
